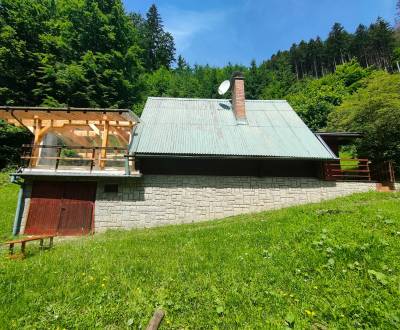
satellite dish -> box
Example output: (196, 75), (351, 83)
(218, 80), (231, 95)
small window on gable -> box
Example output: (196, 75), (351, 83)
(104, 184), (118, 193)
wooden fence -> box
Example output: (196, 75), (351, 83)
(324, 158), (371, 181)
(20, 144), (128, 171)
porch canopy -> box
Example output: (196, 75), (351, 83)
(0, 106), (139, 171)
(0, 106), (139, 147)
(315, 132), (362, 157)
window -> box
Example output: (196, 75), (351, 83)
(104, 184), (118, 193)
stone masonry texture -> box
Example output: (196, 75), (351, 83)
(94, 175), (377, 232)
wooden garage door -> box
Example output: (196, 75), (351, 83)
(24, 182), (63, 235)
(25, 182), (96, 236)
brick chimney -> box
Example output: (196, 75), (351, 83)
(230, 71), (246, 122)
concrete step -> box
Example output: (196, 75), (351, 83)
(376, 182), (395, 192)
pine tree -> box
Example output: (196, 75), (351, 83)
(368, 17), (395, 71)
(314, 37), (325, 76)
(176, 55), (189, 71)
(289, 44), (300, 80)
(143, 4), (175, 71)
(326, 23), (351, 70)
(245, 59), (260, 99)
(352, 24), (370, 67)
(297, 41), (308, 77)
(308, 39), (319, 78)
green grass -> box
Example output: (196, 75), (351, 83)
(0, 173), (400, 329)
(339, 151), (359, 170)
(0, 171), (19, 241)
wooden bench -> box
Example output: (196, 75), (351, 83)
(3, 235), (55, 256)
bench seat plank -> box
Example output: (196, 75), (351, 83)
(3, 235), (55, 245)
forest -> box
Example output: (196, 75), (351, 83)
(0, 0), (400, 169)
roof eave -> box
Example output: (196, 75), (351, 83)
(134, 153), (337, 161)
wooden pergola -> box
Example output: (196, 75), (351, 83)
(0, 106), (139, 169)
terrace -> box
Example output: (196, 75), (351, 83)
(316, 132), (396, 187)
(0, 106), (140, 177)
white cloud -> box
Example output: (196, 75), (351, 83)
(161, 6), (229, 51)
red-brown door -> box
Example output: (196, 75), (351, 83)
(25, 182), (63, 235)
(58, 182), (96, 235)
(25, 182), (96, 236)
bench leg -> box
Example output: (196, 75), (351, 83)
(9, 243), (14, 255)
(40, 239), (44, 250)
(49, 237), (54, 248)
(21, 242), (26, 254)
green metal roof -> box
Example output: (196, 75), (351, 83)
(130, 97), (336, 159)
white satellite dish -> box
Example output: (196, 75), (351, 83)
(218, 80), (231, 95)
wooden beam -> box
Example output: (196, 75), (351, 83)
(100, 120), (109, 169)
(89, 123), (101, 136)
(112, 127), (129, 144)
(30, 118), (43, 167)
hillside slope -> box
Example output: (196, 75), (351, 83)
(0, 172), (18, 240)
(0, 174), (399, 328)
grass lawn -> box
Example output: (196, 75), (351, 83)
(0, 173), (399, 329)
(339, 151), (359, 170)
(0, 171), (19, 241)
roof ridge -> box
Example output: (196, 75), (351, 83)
(147, 96), (288, 103)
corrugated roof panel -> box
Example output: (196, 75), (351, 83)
(131, 97), (336, 159)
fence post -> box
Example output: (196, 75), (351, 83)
(366, 160), (371, 181)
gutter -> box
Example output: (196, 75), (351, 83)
(12, 183), (25, 236)
(124, 122), (143, 176)
(134, 153), (337, 161)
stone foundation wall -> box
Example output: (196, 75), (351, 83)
(94, 175), (376, 231)
(19, 183), (32, 234)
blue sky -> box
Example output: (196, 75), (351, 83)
(123, 0), (397, 67)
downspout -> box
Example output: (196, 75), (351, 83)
(12, 183), (25, 236)
(124, 155), (131, 176)
(8, 109), (29, 236)
(125, 123), (139, 176)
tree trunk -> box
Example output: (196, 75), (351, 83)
(313, 59), (318, 78)
(294, 62), (299, 80)
(364, 53), (369, 67)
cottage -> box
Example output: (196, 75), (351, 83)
(0, 73), (394, 236)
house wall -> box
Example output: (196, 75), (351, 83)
(137, 157), (323, 177)
(94, 175), (376, 231)
(19, 183), (32, 234)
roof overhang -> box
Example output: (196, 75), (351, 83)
(134, 153), (337, 161)
(0, 106), (139, 126)
(0, 106), (139, 148)
(315, 132), (362, 144)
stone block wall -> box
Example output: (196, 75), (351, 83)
(94, 175), (376, 231)
(19, 183), (32, 234)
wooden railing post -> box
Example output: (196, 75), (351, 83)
(366, 160), (371, 181)
(100, 119), (109, 170)
(90, 148), (96, 172)
(388, 161), (394, 183)
(55, 147), (62, 171)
